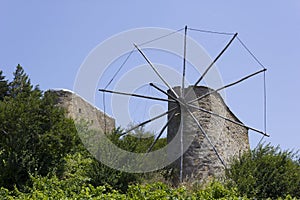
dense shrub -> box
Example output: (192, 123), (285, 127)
(0, 178), (242, 200)
(226, 143), (300, 199)
(2, 178), (297, 199)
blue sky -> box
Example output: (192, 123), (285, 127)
(1, 1), (300, 151)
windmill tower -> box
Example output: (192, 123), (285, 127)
(167, 86), (249, 184)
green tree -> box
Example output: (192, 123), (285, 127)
(0, 70), (8, 101)
(8, 64), (39, 98)
(226, 143), (300, 199)
(0, 66), (80, 190)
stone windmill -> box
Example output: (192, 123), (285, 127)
(99, 26), (269, 184)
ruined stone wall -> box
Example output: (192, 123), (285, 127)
(51, 89), (115, 134)
(167, 86), (249, 184)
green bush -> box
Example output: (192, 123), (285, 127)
(86, 157), (141, 193)
(1, 177), (298, 199)
(0, 179), (239, 200)
(226, 143), (300, 199)
(0, 175), (124, 200)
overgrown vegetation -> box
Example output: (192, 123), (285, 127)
(226, 143), (300, 199)
(0, 65), (80, 190)
(0, 65), (299, 199)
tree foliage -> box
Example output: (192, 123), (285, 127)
(7, 64), (37, 98)
(109, 126), (167, 153)
(226, 143), (300, 199)
(0, 70), (9, 101)
(0, 65), (79, 190)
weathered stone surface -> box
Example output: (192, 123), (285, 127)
(167, 86), (249, 184)
(50, 89), (115, 134)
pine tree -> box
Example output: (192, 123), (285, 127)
(0, 70), (8, 101)
(8, 64), (38, 98)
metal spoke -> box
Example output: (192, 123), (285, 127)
(188, 68), (267, 104)
(179, 101), (184, 182)
(146, 110), (176, 153)
(180, 26), (187, 182)
(181, 25), (188, 97)
(185, 107), (226, 167)
(187, 103), (269, 137)
(193, 33), (238, 87)
(134, 43), (179, 98)
(149, 83), (178, 102)
(99, 89), (176, 103)
(120, 107), (178, 136)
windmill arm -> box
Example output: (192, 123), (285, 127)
(99, 89), (176, 103)
(188, 68), (267, 104)
(193, 33), (238, 87)
(149, 83), (178, 102)
(134, 43), (179, 98)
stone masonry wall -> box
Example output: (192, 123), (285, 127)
(167, 86), (249, 184)
(51, 89), (115, 134)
